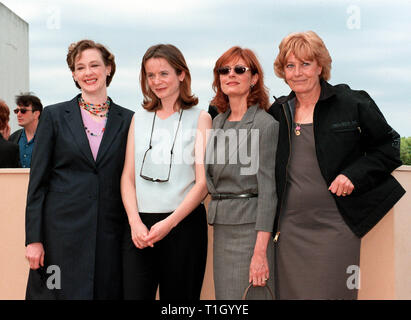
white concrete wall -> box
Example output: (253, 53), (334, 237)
(0, 2), (29, 134)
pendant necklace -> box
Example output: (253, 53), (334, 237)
(294, 103), (315, 136)
(294, 124), (302, 136)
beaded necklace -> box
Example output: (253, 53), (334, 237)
(78, 97), (110, 118)
(78, 98), (109, 136)
(84, 120), (107, 137)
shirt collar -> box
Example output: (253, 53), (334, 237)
(274, 79), (336, 105)
(22, 129), (36, 144)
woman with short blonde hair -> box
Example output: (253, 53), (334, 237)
(268, 31), (404, 299)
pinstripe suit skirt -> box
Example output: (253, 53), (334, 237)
(213, 223), (275, 300)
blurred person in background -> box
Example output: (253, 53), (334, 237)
(9, 93), (43, 168)
(0, 99), (19, 168)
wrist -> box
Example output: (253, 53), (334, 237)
(253, 247), (267, 255)
(128, 212), (142, 225)
(166, 213), (179, 229)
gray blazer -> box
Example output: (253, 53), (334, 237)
(205, 105), (279, 232)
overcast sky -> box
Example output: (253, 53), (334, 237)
(3, 0), (411, 136)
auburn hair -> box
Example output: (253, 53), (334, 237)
(211, 46), (269, 114)
(0, 100), (10, 131)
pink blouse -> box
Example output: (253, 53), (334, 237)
(80, 108), (106, 161)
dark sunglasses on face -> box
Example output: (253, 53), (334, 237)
(217, 65), (251, 75)
(14, 108), (33, 114)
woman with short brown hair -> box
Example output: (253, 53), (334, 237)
(25, 39), (133, 299)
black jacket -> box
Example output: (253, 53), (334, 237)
(268, 80), (405, 238)
(8, 128), (23, 144)
(25, 95), (133, 299)
(0, 135), (20, 168)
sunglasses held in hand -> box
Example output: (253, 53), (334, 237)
(217, 65), (251, 75)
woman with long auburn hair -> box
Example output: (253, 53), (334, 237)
(205, 46), (279, 299)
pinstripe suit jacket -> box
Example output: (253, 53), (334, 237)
(205, 105), (279, 232)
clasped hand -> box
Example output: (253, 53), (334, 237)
(131, 218), (173, 249)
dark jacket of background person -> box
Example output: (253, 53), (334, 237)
(0, 134), (20, 168)
(25, 95), (133, 299)
(8, 128), (23, 144)
(208, 105), (219, 120)
(268, 79), (405, 238)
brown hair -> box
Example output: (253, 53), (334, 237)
(274, 31), (332, 81)
(66, 39), (116, 89)
(140, 44), (198, 111)
(0, 100), (10, 131)
(211, 46), (269, 113)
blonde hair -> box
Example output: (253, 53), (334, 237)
(274, 31), (332, 81)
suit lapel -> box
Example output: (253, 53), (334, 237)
(205, 110), (230, 193)
(95, 102), (123, 165)
(63, 95), (96, 167)
(211, 105), (258, 184)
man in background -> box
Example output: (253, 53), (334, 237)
(9, 93), (43, 168)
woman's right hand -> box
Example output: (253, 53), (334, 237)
(130, 220), (151, 249)
(25, 242), (45, 270)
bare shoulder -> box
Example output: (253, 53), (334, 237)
(197, 110), (212, 128)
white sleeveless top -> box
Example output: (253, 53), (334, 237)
(134, 107), (202, 213)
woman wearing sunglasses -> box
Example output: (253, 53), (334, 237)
(205, 47), (279, 299)
(121, 44), (212, 300)
(24, 39), (134, 299)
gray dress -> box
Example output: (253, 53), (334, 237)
(212, 120), (275, 300)
(275, 123), (361, 299)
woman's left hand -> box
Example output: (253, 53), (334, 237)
(144, 217), (175, 246)
(249, 252), (269, 287)
(329, 174), (355, 196)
